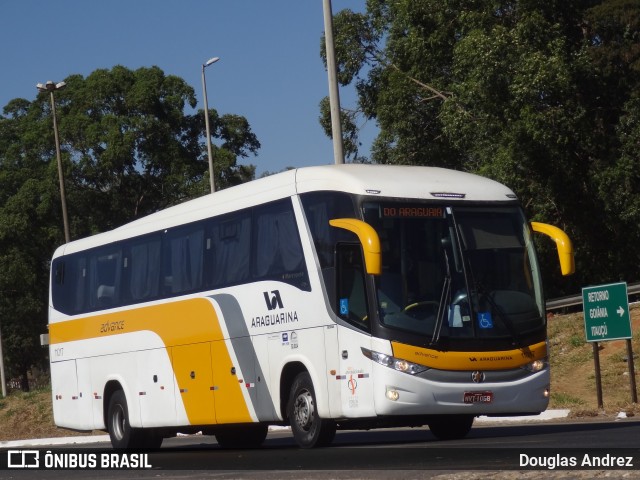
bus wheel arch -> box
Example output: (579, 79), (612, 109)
(106, 387), (138, 449)
(279, 361), (308, 421)
(103, 382), (162, 449)
(103, 380), (124, 430)
(286, 371), (336, 448)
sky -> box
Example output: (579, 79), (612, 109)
(1, 0), (374, 177)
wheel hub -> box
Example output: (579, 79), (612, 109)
(293, 390), (314, 431)
(112, 405), (125, 441)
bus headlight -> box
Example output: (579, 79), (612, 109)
(523, 358), (547, 373)
(362, 348), (428, 375)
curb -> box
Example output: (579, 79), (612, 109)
(476, 409), (570, 423)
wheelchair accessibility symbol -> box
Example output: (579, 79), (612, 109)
(339, 298), (349, 316)
(478, 312), (493, 329)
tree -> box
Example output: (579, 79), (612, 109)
(55, 65), (260, 236)
(323, 0), (640, 296)
(0, 65), (261, 389)
(0, 99), (60, 389)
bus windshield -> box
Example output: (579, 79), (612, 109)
(362, 202), (545, 342)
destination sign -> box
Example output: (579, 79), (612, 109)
(380, 205), (445, 219)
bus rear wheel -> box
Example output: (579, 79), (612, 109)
(107, 390), (162, 449)
(287, 372), (336, 448)
(427, 414), (474, 440)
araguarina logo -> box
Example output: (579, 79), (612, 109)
(263, 290), (283, 310)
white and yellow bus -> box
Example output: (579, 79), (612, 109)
(48, 164), (574, 449)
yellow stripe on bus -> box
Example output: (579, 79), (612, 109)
(391, 340), (547, 371)
(49, 298), (252, 425)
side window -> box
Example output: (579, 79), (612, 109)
(51, 199), (314, 315)
(128, 235), (161, 302)
(301, 192), (357, 269)
(52, 256), (88, 315)
(336, 243), (370, 332)
(253, 199), (309, 290)
(71, 256), (88, 313)
(88, 247), (123, 310)
(209, 211), (251, 288)
(301, 191), (358, 308)
(163, 225), (205, 295)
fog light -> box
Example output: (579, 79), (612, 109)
(544, 386), (550, 398)
(386, 388), (400, 401)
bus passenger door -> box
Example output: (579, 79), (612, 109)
(333, 243), (376, 417)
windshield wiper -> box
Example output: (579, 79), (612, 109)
(430, 249), (452, 348)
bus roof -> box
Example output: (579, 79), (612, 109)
(54, 164), (517, 256)
(294, 164), (515, 199)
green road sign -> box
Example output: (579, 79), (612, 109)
(582, 282), (632, 342)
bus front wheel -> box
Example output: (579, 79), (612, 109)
(287, 372), (336, 448)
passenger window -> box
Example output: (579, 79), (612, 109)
(163, 227), (205, 295)
(89, 248), (122, 310)
(301, 192), (357, 269)
(253, 199), (309, 290)
(128, 236), (161, 301)
(51, 256), (88, 314)
(209, 212), (251, 288)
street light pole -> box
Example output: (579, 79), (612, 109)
(323, 0), (344, 164)
(37, 81), (70, 243)
(201, 57), (220, 193)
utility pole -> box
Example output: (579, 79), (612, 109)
(323, 0), (344, 164)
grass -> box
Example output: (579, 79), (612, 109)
(547, 304), (640, 416)
(549, 392), (586, 408)
(1, 306), (639, 441)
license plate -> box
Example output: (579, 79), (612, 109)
(463, 391), (493, 404)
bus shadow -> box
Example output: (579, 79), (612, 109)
(158, 418), (640, 451)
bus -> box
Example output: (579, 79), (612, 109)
(48, 164), (574, 449)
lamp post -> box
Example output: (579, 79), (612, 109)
(36, 81), (70, 243)
(201, 56), (220, 193)
(322, 0), (344, 164)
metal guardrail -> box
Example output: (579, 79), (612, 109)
(546, 282), (640, 311)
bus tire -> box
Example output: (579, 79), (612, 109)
(107, 389), (152, 449)
(215, 424), (268, 449)
(287, 372), (336, 448)
(428, 414), (474, 440)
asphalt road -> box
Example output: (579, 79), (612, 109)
(2, 419), (639, 479)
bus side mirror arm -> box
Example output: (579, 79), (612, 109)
(530, 222), (575, 276)
(329, 218), (381, 275)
